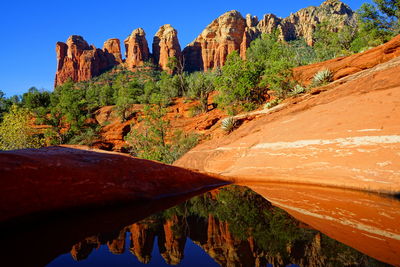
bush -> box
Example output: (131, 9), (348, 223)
(188, 104), (203, 117)
(264, 99), (282, 109)
(125, 105), (199, 164)
(0, 105), (44, 150)
(221, 117), (238, 133)
(215, 51), (263, 109)
(289, 84), (306, 96)
(311, 69), (333, 87)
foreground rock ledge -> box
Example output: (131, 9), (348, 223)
(176, 54), (400, 195)
(0, 146), (227, 223)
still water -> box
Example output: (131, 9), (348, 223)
(2, 184), (399, 267)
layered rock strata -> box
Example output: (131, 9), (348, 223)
(55, 0), (355, 85)
(55, 35), (121, 87)
(153, 24), (182, 72)
(124, 28), (150, 70)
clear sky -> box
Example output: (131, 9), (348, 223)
(0, 0), (370, 97)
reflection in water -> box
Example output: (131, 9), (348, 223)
(46, 185), (395, 267)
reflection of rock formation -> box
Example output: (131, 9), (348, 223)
(158, 215), (187, 265)
(71, 236), (100, 261)
(192, 214), (255, 267)
(68, 186), (394, 266)
(129, 222), (156, 264)
(107, 229), (127, 254)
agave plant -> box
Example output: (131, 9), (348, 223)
(264, 98), (281, 109)
(290, 84), (306, 96)
(312, 69), (333, 87)
(221, 117), (237, 133)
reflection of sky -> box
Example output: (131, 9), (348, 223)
(48, 235), (219, 267)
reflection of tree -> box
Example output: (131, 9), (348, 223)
(70, 185), (388, 266)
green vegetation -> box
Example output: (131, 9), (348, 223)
(125, 105), (199, 164)
(221, 117), (238, 134)
(311, 69), (333, 87)
(0, 105), (43, 150)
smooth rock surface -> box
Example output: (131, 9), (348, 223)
(176, 53), (400, 194)
(0, 146), (226, 223)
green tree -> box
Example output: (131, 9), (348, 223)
(215, 51), (262, 113)
(313, 23), (356, 60)
(187, 71), (215, 112)
(246, 33), (297, 98)
(125, 105), (199, 163)
(0, 105), (43, 150)
(113, 76), (143, 121)
(352, 0), (399, 51)
(125, 105), (172, 163)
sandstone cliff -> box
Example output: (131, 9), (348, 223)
(55, 0), (355, 85)
(183, 10), (247, 71)
(124, 28), (150, 71)
(153, 24), (182, 72)
(55, 35), (120, 87)
(103, 38), (123, 64)
(184, 0), (356, 71)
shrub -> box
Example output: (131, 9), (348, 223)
(290, 84), (306, 96)
(188, 104), (203, 117)
(221, 117), (238, 133)
(264, 99), (282, 109)
(311, 69), (333, 87)
(0, 105), (44, 150)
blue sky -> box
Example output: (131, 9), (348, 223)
(0, 0), (369, 97)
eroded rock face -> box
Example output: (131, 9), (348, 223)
(183, 1), (355, 71)
(153, 24), (182, 72)
(124, 28), (150, 70)
(129, 223), (156, 264)
(55, 35), (121, 87)
(183, 10), (246, 71)
(279, 0), (356, 45)
(103, 38), (123, 64)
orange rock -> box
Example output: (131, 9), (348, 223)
(124, 28), (150, 70)
(0, 146), (227, 222)
(176, 47), (400, 194)
(293, 34), (400, 85)
(55, 35), (121, 87)
(183, 11), (246, 72)
(152, 24), (182, 72)
(129, 223), (156, 264)
(103, 38), (122, 64)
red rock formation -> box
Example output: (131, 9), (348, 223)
(124, 28), (150, 70)
(0, 146), (227, 222)
(153, 24), (182, 72)
(158, 215), (186, 265)
(107, 228), (127, 254)
(280, 0), (355, 45)
(70, 236), (100, 261)
(129, 223), (156, 264)
(103, 38), (122, 64)
(55, 35), (120, 87)
(183, 10), (246, 71)
(176, 42), (400, 194)
(183, 1), (355, 71)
